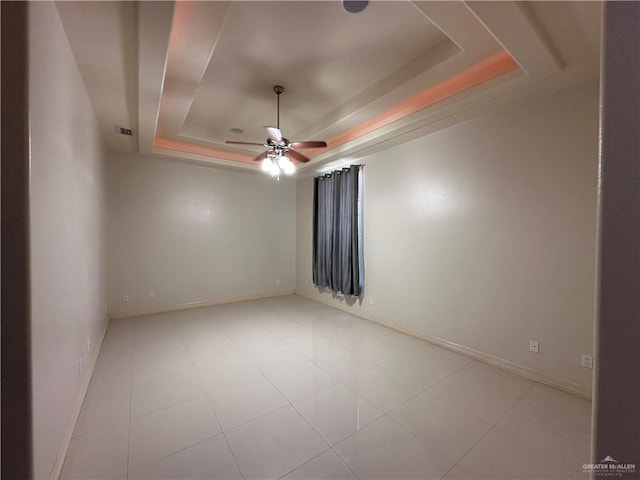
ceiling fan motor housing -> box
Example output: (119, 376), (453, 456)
(225, 84), (327, 164)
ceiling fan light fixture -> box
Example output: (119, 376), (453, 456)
(260, 154), (296, 178)
(278, 155), (295, 175)
(225, 85), (328, 178)
(277, 155), (291, 169)
(284, 161), (296, 176)
(269, 160), (281, 177)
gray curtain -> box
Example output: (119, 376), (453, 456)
(312, 165), (364, 296)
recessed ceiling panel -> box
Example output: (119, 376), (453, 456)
(56, 0), (602, 171)
(182, 1), (447, 145)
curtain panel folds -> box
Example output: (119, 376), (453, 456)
(312, 165), (364, 296)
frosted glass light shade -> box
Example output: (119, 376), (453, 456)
(277, 155), (291, 169)
(284, 162), (295, 175)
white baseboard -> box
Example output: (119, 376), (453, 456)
(50, 319), (109, 480)
(109, 290), (296, 319)
(296, 290), (592, 400)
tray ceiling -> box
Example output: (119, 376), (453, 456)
(55, 1), (601, 175)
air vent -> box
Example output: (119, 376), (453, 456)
(115, 125), (135, 136)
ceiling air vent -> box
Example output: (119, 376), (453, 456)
(115, 125), (135, 136)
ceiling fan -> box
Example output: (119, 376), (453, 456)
(226, 85), (327, 175)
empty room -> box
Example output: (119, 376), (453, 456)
(2, 1), (639, 480)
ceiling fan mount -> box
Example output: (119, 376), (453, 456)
(226, 85), (327, 166)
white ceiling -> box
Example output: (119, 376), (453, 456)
(55, 1), (601, 175)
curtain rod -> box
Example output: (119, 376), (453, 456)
(315, 164), (365, 178)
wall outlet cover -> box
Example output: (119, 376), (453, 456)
(581, 354), (593, 369)
(529, 340), (539, 353)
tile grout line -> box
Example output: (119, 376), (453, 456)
(128, 314), (183, 476)
(175, 312), (247, 480)
(224, 303), (335, 476)
(282, 317), (435, 444)
(377, 361), (503, 476)
(242, 315), (339, 477)
(492, 380), (537, 426)
(445, 379), (538, 477)
(282, 300), (585, 475)
(266, 312), (362, 480)
(284, 329), (531, 479)
(381, 411), (459, 476)
(130, 312), (237, 474)
(485, 380), (591, 473)
(116, 298), (587, 480)
(224, 306), (365, 478)
(328, 445), (362, 480)
(139, 329), (482, 476)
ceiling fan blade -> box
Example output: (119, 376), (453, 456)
(225, 141), (265, 146)
(287, 149), (311, 163)
(264, 126), (283, 143)
(290, 141), (327, 149)
(253, 150), (270, 162)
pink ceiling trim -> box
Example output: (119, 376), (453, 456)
(323, 50), (520, 152)
(155, 26), (518, 165)
(154, 136), (255, 164)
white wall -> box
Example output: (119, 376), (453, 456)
(107, 154), (296, 317)
(29, 3), (108, 478)
(296, 81), (599, 394)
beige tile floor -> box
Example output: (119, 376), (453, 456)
(61, 295), (592, 479)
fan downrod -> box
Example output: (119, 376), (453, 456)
(224, 83), (326, 165)
(273, 85), (284, 129)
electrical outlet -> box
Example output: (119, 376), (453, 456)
(581, 354), (593, 369)
(529, 340), (539, 353)
(304, 280), (309, 286)
(149, 291), (155, 299)
(87, 340), (93, 353)
(122, 294), (129, 302)
(276, 279), (280, 286)
(369, 297), (374, 305)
